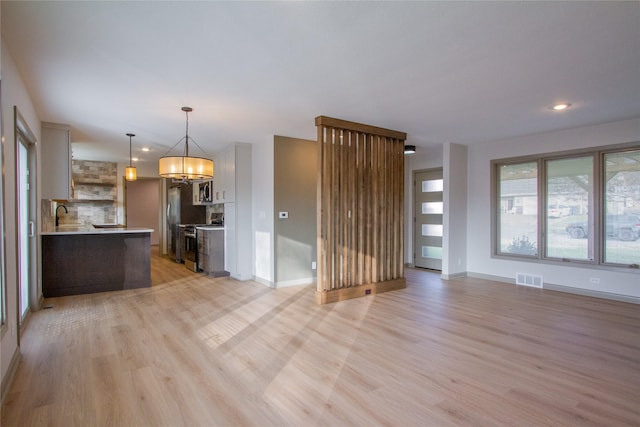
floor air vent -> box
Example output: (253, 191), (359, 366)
(516, 273), (543, 288)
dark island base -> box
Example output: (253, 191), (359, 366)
(42, 232), (151, 297)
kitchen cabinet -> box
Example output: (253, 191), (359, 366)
(196, 227), (228, 277)
(41, 122), (72, 200)
(41, 228), (152, 297)
(221, 143), (252, 280)
(212, 144), (248, 203)
(221, 146), (236, 202)
(211, 153), (224, 203)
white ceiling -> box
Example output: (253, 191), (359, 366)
(2, 1), (639, 168)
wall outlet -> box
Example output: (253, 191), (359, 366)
(311, 261), (317, 270)
(278, 211), (289, 219)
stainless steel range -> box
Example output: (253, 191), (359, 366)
(181, 224), (203, 272)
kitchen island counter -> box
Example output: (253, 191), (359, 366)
(41, 226), (153, 235)
(42, 228), (153, 297)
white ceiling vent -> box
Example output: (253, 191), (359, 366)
(516, 273), (543, 288)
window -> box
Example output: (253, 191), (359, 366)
(493, 144), (640, 269)
(497, 162), (538, 256)
(604, 151), (640, 265)
(545, 156), (593, 261)
(0, 80), (5, 327)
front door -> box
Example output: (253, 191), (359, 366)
(414, 169), (443, 270)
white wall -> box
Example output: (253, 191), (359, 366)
(467, 118), (640, 300)
(442, 142), (468, 278)
(1, 38), (42, 398)
(252, 137), (274, 286)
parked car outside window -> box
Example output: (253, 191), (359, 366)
(566, 214), (640, 241)
(548, 205), (571, 218)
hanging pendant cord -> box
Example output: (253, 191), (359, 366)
(184, 109), (189, 157)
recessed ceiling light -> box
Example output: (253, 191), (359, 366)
(550, 103), (572, 111)
(141, 147), (150, 152)
(132, 157), (139, 162)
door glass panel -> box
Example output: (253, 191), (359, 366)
(421, 246), (442, 259)
(422, 202), (443, 214)
(422, 179), (443, 192)
(422, 224), (443, 237)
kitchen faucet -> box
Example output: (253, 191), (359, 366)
(55, 204), (68, 227)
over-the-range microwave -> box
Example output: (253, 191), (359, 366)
(198, 180), (213, 203)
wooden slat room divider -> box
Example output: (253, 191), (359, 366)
(315, 116), (407, 304)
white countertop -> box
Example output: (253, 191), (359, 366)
(41, 227), (154, 236)
(195, 225), (225, 230)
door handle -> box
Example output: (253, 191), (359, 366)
(28, 220), (35, 237)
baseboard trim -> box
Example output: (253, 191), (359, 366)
(544, 283), (640, 305)
(315, 278), (406, 304)
(467, 272), (640, 304)
(231, 272), (253, 281)
(275, 277), (316, 288)
(467, 272), (513, 284)
(253, 276), (275, 289)
(1, 346), (21, 405)
(441, 272), (467, 280)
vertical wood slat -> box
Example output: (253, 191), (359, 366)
(326, 126), (334, 289)
(357, 133), (365, 286)
(371, 134), (378, 284)
(386, 137), (392, 281)
(315, 116), (406, 302)
(331, 127), (338, 288)
(316, 125), (324, 293)
(348, 131), (356, 287)
(340, 130), (348, 288)
(364, 134), (371, 286)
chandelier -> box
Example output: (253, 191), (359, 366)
(158, 106), (214, 181)
(125, 133), (137, 181)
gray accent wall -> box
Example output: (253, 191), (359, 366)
(274, 135), (317, 286)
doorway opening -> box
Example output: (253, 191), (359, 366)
(125, 178), (161, 246)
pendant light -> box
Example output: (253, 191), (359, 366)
(158, 106), (214, 181)
(125, 133), (137, 181)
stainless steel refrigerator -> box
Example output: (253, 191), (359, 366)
(167, 183), (206, 262)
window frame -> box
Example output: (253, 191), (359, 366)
(0, 80), (6, 331)
(491, 142), (640, 273)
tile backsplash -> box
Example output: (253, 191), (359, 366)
(42, 160), (119, 230)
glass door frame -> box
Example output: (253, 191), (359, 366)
(14, 107), (38, 330)
(413, 168), (444, 270)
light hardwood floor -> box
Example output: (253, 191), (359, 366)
(2, 251), (639, 426)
